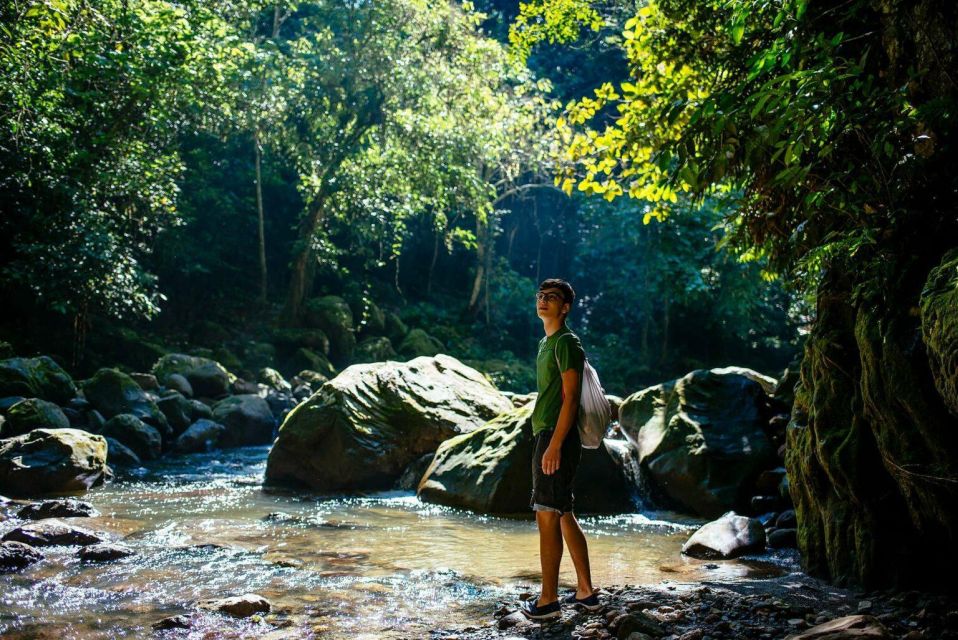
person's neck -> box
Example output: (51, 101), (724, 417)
(542, 316), (565, 337)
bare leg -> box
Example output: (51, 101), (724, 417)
(535, 510), (563, 606)
(560, 511), (595, 599)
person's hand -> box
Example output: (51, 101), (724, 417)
(542, 444), (561, 475)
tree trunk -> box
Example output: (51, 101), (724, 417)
(254, 130), (267, 303)
(427, 227), (439, 296)
(467, 214), (488, 316)
(281, 198), (325, 326)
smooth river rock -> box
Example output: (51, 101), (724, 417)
(2, 518), (104, 546)
(198, 593), (271, 618)
(100, 414), (162, 460)
(681, 511), (766, 559)
(211, 395), (274, 448)
(619, 366), (778, 518)
(1, 398), (70, 438)
(81, 368), (169, 434)
(17, 498), (99, 519)
(152, 353), (232, 398)
(418, 403), (638, 514)
(0, 428), (109, 496)
(265, 355), (513, 492)
(0, 540), (44, 572)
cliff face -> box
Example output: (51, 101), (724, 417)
(787, 248), (958, 588)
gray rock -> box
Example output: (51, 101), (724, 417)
(152, 354), (231, 398)
(619, 367), (778, 518)
(2, 398), (70, 437)
(81, 368), (169, 435)
(166, 373), (194, 398)
(0, 428), (108, 496)
(398, 328), (444, 359)
(0, 540), (43, 572)
(175, 419), (226, 453)
(129, 372), (158, 391)
(17, 498), (99, 519)
(198, 593), (271, 618)
(157, 391), (194, 436)
(79, 542), (134, 562)
(104, 437), (141, 467)
(266, 355), (513, 492)
(212, 395), (275, 448)
(776, 509), (797, 529)
(100, 414), (162, 460)
(302, 296), (355, 366)
(152, 614), (193, 630)
(353, 336), (397, 364)
(681, 511), (766, 559)
(768, 527), (797, 548)
(2, 518), (103, 546)
(258, 368), (290, 392)
(0, 357), (76, 405)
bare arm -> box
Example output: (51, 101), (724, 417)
(541, 368), (580, 475)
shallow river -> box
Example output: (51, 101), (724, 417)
(0, 446), (794, 639)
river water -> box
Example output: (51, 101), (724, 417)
(0, 446), (794, 639)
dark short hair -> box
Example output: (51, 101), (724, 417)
(539, 278), (575, 312)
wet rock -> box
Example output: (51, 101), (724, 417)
(398, 328), (444, 359)
(104, 437), (141, 467)
(751, 494), (787, 514)
(0, 428), (108, 496)
(152, 354), (232, 399)
(258, 368), (291, 393)
(2, 398), (70, 437)
(776, 509), (797, 528)
(156, 391), (194, 436)
(81, 368), (169, 434)
(768, 527), (797, 548)
(78, 542), (134, 562)
(101, 414), (162, 460)
(166, 373), (193, 398)
(783, 614), (891, 639)
(152, 614), (193, 630)
(17, 498), (98, 519)
(0, 540), (44, 572)
(0, 356), (77, 405)
(86, 409), (106, 432)
(614, 611), (665, 638)
(619, 367), (778, 518)
(2, 518), (103, 546)
(383, 310), (408, 343)
(681, 511), (766, 559)
(190, 399), (213, 421)
(302, 295), (355, 366)
(419, 403), (637, 514)
(266, 355), (512, 492)
(755, 467), (787, 495)
(198, 593), (272, 618)
(498, 611), (526, 630)
(174, 419), (226, 453)
(212, 395), (275, 448)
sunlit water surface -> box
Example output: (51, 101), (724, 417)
(0, 446), (794, 639)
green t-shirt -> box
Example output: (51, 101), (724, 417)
(531, 323), (585, 436)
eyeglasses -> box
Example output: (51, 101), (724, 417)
(535, 292), (565, 304)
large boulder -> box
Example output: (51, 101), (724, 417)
(81, 368), (168, 434)
(418, 403), (637, 514)
(2, 398), (70, 438)
(0, 429), (108, 496)
(104, 437), (141, 467)
(100, 414), (162, 460)
(174, 419), (226, 453)
(398, 328), (444, 359)
(265, 355), (513, 492)
(0, 356), (76, 405)
(681, 511), (766, 559)
(618, 367), (777, 518)
(156, 392), (194, 437)
(152, 354), (232, 398)
(346, 296), (386, 338)
(211, 395), (275, 448)
(285, 348), (337, 379)
(302, 296), (356, 366)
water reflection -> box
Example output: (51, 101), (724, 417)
(0, 446), (793, 638)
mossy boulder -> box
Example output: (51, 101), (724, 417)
(174, 419), (226, 453)
(81, 368), (169, 435)
(152, 354), (233, 398)
(258, 368), (290, 393)
(619, 366), (777, 518)
(272, 328), (330, 355)
(418, 404), (638, 514)
(302, 296), (355, 366)
(347, 296), (386, 337)
(352, 337), (396, 364)
(0, 428), (108, 496)
(100, 414), (162, 460)
(397, 329), (444, 359)
(383, 310), (408, 343)
(265, 354), (513, 492)
(920, 247), (958, 417)
(0, 356), (76, 405)
(464, 357), (536, 394)
(285, 348), (336, 379)
(2, 398), (70, 438)
(211, 395), (275, 448)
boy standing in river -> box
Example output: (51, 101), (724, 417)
(520, 278), (600, 620)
